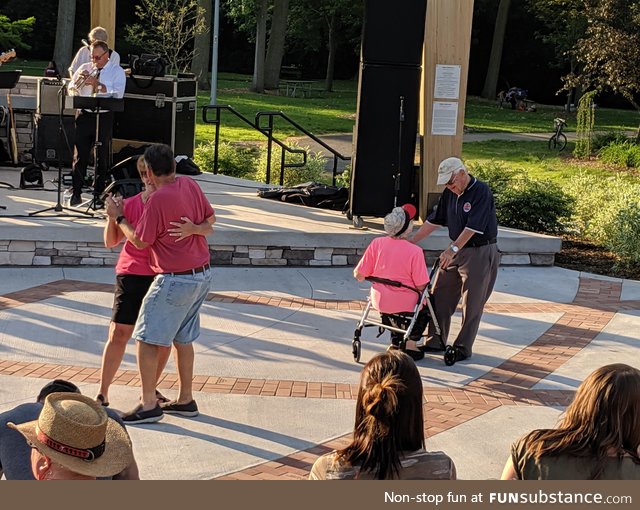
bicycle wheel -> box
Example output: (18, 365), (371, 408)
(557, 133), (567, 151)
(548, 135), (557, 150)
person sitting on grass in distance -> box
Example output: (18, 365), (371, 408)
(309, 350), (456, 479)
(501, 363), (640, 480)
(0, 380), (139, 480)
(354, 204), (429, 361)
(7, 392), (134, 480)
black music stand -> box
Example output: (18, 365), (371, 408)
(29, 82), (93, 218)
(1, 70), (23, 210)
(72, 95), (124, 213)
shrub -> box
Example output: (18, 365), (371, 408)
(335, 163), (351, 189)
(253, 142), (332, 186)
(469, 161), (574, 233)
(497, 176), (574, 233)
(598, 140), (640, 168)
(592, 130), (630, 152)
(574, 91), (596, 159)
(193, 141), (259, 178)
(564, 174), (640, 266)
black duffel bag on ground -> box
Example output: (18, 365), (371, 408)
(258, 182), (348, 210)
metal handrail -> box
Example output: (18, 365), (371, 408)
(255, 111), (351, 186)
(202, 104), (306, 185)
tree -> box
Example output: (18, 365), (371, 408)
(53, 0), (75, 74)
(288, 0), (363, 91)
(125, 0), (207, 74)
(0, 14), (35, 51)
(252, 0), (269, 92)
(192, 0), (213, 89)
(222, 0), (270, 93)
(527, 0), (588, 107)
(264, 0), (289, 90)
(563, 0), (640, 138)
(481, 0), (511, 99)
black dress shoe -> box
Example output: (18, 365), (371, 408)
(404, 349), (425, 362)
(69, 193), (82, 206)
(419, 344), (445, 353)
(455, 350), (470, 362)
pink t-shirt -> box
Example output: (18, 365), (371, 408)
(135, 176), (215, 273)
(355, 236), (429, 313)
(115, 194), (154, 276)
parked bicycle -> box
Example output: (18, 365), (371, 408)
(548, 118), (567, 151)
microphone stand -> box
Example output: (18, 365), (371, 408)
(393, 95), (405, 208)
(29, 81), (93, 217)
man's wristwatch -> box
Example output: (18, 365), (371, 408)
(115, 215), (125, 225)
(449, 244), (459, 254)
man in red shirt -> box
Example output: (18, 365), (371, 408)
(106, 144), (215, 424)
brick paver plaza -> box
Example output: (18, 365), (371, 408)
(1, 265), (638, 479)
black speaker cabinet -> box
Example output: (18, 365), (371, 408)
(34, 114), (76, 166)
(113, 75), (197, 157)
(350, 64), (421, 217)
(361, 0), (427, 66)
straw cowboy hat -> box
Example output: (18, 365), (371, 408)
(8, 392), (132, 478)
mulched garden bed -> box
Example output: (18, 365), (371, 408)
(555, 237), (640, 281)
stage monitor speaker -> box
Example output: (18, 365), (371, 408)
(34, 114), (75, 166)
(349, 64), (421, 217)
(361, 0), (427, 66)
(37, 78), (75, 116)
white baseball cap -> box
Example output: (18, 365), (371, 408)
(437, 157), (466, 185)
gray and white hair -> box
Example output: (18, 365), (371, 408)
(384, 207), (413, 239)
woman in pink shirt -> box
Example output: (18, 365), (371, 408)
(96, 157), (211, 406)
(354, 205), (429, 361)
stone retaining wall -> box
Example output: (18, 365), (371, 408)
(0, 240), (555, 267)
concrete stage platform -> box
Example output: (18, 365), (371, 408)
(0, 166), (560, 268)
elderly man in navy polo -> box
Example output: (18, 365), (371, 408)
(410, 157), (499, 362)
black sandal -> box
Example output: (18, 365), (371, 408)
(95, 394), (109, 407)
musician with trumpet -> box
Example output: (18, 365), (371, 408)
(68, 40), (125, 207)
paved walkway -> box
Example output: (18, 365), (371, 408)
(1, 265), (639, 479)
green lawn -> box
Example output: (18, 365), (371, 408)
(464, 96), (640, 133)
(460, 140), (632, 183)
(197, 74), (357, 145)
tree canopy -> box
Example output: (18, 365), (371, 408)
(564, 0), (640, 112)
(0, 14), (35, 51)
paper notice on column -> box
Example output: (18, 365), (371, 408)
(434, 64), (461, 99)
(431, 101), (458, 136)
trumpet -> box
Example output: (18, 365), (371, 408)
(69, 68), (99, 94)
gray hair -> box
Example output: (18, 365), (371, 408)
(89, 27), (109, 43)
(384, 207), (413, 239)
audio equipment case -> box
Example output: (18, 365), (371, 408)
(113, 74), (197, 157)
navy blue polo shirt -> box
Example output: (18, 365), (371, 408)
(426, 175), (498, 246)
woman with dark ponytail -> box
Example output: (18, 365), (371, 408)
(309, 350), (456, 479)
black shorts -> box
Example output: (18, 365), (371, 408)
(111, 274), (155, 325)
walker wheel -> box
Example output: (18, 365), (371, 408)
(353, 216), (363, 229)
(352, 339), (361, 362)
(444, 346), (457, 366)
